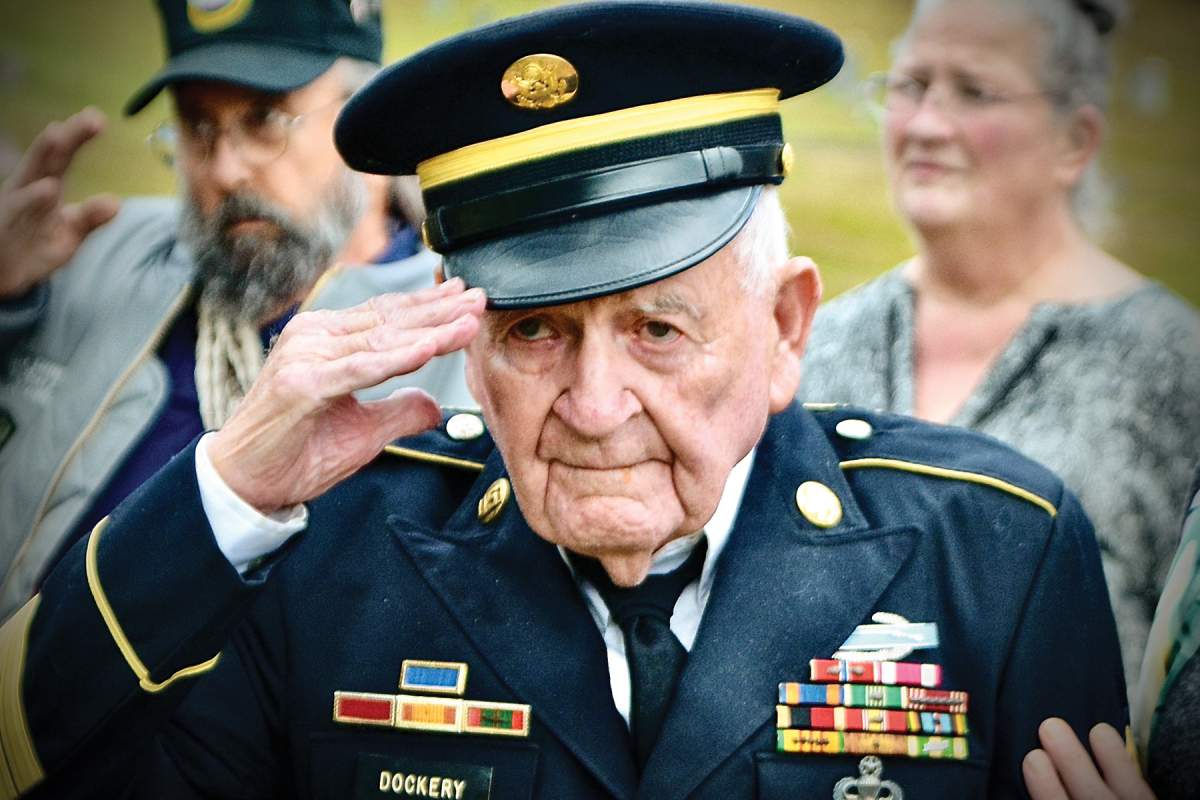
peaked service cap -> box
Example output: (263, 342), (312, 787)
(125, 0), (383, 116)
(336, 0), (843, 308)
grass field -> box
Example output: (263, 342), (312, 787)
(1, 0), (1197, 304)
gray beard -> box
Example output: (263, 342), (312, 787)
(179, 170), (366, 325)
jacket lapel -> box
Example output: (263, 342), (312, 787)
(389, 453), (639, 800)
(636, 406), (919, 800)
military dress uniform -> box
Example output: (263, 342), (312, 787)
(1, 402), (1124, 799)
(0, 2), (1126, 798)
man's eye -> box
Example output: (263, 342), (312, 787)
(641, 320), (680, 342)
(247, 107), (286, 135)
(511, 318), (554, 341)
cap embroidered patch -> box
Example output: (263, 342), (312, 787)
(187, 0), (252, 32)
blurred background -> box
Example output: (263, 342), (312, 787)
(1, 0), (1196, 303)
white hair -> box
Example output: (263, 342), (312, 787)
(730, 186), (791, 297)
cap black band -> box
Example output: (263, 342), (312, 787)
(424, 143), (786, 253)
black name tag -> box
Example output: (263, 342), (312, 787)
(355, 753), (493, 800)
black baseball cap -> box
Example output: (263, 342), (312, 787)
(335, 0), (843, 308)
(125, 0), (384, 116)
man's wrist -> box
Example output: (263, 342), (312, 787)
(195, 432), (308, 573)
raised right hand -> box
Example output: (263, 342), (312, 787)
(0, 107), (120, 298)
(209, 278), (486, 514)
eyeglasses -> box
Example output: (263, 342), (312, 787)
(147, 97), (342, 168)
(860, 72), (1060, 121)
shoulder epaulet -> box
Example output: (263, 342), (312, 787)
(383, 408), (492, 471)
(807, 404), (1060, 518)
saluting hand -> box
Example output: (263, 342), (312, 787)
(209, 278), (486, 514)
(1024, 718), (1156, 800)
(0, 107), (120, 298)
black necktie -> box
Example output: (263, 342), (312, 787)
(571, 537), (708, 769)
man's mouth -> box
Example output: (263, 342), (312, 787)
(225, 217), (277, 237)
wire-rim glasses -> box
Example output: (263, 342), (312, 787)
(146, 97), (342, 168)
(860, 72), (1062, 122)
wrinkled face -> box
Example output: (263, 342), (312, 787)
(466, 244), (791, 585)
(884, 0), (1072, 232)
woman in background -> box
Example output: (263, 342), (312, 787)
(799, 0), (1200, 698)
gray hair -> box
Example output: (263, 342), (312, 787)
(730, 186), (790, 297)
(899, 0), (1130, 239)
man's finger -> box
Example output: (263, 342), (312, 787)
(293, 313), (479, 400)
(1024, 748), (1070, 800)
(358, 388), (444, 446)
(1090, 724), (1156, 800)
(1038, 717), (1117, 800)
(4, 176), (61, 227)
(61, 194), (120, 240)
(4, 107), (105, 191)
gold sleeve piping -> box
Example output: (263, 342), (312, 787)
(839, 457), (1058, 518)
(383, 446), (485, 472)
(85, 519), (221, 693)
(0, 596), (44, 798)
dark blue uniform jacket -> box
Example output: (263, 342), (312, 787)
(9, 403), (1126, 799)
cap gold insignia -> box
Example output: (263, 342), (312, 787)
(478, 478), (511, 524)
(501, 54), (579, 111)
(779, 143), (795, 177)
(187, 0), (253, 32)
(796, 481), (842, 528)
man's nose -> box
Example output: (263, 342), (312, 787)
(551, 334), (642, 436)
(205, 133), (255, 190)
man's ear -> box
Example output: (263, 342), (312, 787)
(768, 256), (821, 413)
(1056, 104), (1104, 188)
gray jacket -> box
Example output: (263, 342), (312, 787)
(0, 197), (472, 621)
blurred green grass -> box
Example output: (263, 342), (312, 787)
(1, 0), (1196, 304)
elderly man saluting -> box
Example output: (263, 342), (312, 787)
(0, 3), (1125, 799)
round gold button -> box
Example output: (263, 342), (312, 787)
(478, 478), (511, 524)
(835, 419), (873, 441)
(780, 142), (795, 177)
(446, 413), (485, 441)
(795, 481), (842, 528)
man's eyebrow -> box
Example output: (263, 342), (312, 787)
(638, 294), (702, 320)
